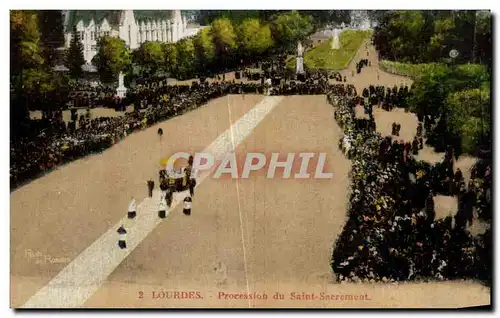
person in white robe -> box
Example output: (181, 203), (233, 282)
(117, 225), (127, 249)
(158, 195), (168, 219)
(128, 198), (136, 219)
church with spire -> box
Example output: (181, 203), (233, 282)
(62, 10), (203, 63)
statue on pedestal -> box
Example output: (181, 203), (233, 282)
(296, 42), (305, 74)
(116, 72), (128, 98)
(331, 28), (341, 50)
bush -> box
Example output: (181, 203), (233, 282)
(446, 88), (491, 154)
(379, 60), (447, 78)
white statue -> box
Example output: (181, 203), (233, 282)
(116, 72), (127, 98)
(296, 42), (305, 74)
(331, 28), (341, 50)
(297, 42), (304, 58)
(119, 72), (124, 87)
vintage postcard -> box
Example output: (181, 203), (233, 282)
(10, 9), (492, 309)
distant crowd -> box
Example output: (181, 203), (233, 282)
(67, 83), (126, 109)
(11, 75), (342, 189)
(328, 90), (491, 285)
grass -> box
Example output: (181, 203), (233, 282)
(286, 30), (372, 71)
(380, 60), (488, 81)
(379, 60), (448, 78)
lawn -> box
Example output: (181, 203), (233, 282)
(379, 60), (488, 81)
(287, 30), (372, 71)
(379, 60), (448, 78)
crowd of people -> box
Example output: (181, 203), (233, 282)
(356, 59), (370, 74)
(67, 82), (129, 109)
(361, 84), (411, 112)
(10, 67), (492, 285)
(329, 71), (347, 83)
(11, 76), (344, 189)
(328, 90), (492, 285)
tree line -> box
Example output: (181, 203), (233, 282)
(373, 10), (491, 69)
(10, 10), (67, 131)
(83, 10), (317, 83)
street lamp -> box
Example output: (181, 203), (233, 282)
(449, 49), (459, 61)
(448, 49), (459, 71)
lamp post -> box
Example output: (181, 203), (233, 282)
(449, 49), (459, 64)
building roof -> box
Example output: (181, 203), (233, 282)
(66, 10), (121, 29)
(65, 10), (175, 30)
(134, 10), (174, 22)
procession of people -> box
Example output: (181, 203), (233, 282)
(328, 89), (491, 285)
(119, 156), (197, 249)
(10, 55), (491, 286)
(10, 70), (355, 189)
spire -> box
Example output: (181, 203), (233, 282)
(173, 10), (182, 23)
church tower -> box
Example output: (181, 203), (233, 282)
(173, 10), (182, 42)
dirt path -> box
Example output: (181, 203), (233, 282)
(10, 95), (263, 307)
(83, 95), (351, 308)
(338, 39), (413, 92)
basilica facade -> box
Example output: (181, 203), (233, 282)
(63, 10), (203, 63)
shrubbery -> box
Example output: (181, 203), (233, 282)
(379, 61), (447, 78)
(407, 63), (490, 156)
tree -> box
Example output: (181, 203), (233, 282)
(193, 27), (215, 74)
(10, 10), (69, 134)
(366, 10), (388, 24)
(198, 10), (260, 25)
(210, 18), (238, 57)
(446, 87), (490, 154)
(175, 38), (196, 79)
(38, 10), (64, 67)
(66, 26), (85, 79)
(410, 63), (490, 154)
(299, 10), (351, 28)
(427, 14), (455, 61)
(450, 10), (477, 64)
(237, 19), (274, 59)
(133, 41), (165, 78)
(409, 64), (452, 120)
(10, 10), (44, 77)
(163, 42), (178, 76)
(92, 36), (132, 83)
(270, 11), (313, 52)
(374, 11), (429, 62)
(329, 10), (351, 26)
(373, 10), (491, 67)
(197, 10), (286, 25)
(474, 11), (492, 69)
(10, 10), (44, 125)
